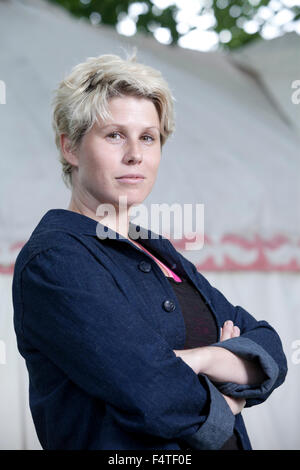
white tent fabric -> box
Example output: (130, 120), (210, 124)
(231, 32), (300, 137)
(0, 0), (299, 449)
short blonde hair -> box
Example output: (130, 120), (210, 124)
(51, 49), (176, 188)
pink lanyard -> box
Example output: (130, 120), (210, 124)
(135, 243), (182, 282)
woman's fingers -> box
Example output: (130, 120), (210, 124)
(220, 321), (240, 341)
(233, 325), (240, 337)
(220, 320), (234, 341)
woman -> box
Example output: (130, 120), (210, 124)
(12, 52), (287, 450)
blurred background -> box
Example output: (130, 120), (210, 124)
(0, 0), (300, 450)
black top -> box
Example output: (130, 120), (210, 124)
(167, 275), (242, 450)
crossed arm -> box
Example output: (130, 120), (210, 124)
(173, 320), (268, 415)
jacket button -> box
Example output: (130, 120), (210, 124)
(138, 261), (152, 273)
(163, 300), (176, 312)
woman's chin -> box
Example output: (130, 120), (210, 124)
(116, 191), (148, 207)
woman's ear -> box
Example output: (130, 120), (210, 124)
(60, 134), (79, 167)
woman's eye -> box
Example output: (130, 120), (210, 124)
(107, 133), (154, 142)
(142, 135), (154, 142)
(107, 132), (121, 140)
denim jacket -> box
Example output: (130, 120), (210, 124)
(12, 209), (288, 450)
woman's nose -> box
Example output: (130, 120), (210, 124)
(123, 139), (143, 163)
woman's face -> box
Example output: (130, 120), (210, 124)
(70, 95), (162, 212)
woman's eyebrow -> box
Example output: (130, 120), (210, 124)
(100, 124), (160, 132)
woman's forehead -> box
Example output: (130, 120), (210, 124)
(107, 95), (159, 113)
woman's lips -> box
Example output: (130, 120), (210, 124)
(116, 177), (145, 184)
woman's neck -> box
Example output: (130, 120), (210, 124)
(67, 196), (131, 239)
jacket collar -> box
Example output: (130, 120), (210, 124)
(34, 209), (171, 253)
(34, 209), (161, 240)
(33, 209), (192, 282)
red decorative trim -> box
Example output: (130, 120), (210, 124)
(0, 265), (15, 275)
(171, 233), (300, 272)
(1, 234), (300, 275)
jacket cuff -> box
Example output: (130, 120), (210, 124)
(210, 337), (279, 398)
(179, 376), (235, 450)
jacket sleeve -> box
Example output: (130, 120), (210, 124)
(191, 266), (288, 408)
(16, 241), (236, 449)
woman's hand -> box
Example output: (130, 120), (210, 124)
(219, 321), (246, 414)
(173, 320), (241, 374)
(174, 319), (266, 385)
(173, 320), (247, 415)
(220, 320), (240, 341)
